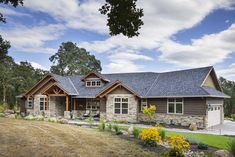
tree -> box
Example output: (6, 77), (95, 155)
(0, 35), (11, 59)
(99, 0), (144, 38)
(143, 105), (157, 124)
(49, 42), (102, 76)
(0, 0), (23, 23)
(219, 77), (235, 116)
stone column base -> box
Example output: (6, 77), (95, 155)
(72, 110), (78, 119)
(64, 111), (71, 119)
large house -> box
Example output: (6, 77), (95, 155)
(20, 66), (229, 128)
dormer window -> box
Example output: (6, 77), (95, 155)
(86, 80), (101, 87)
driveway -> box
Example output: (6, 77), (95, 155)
(165, 120), (235, 136)
(205, 120), (235, 135)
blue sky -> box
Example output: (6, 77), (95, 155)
(1, 0), (235, 80)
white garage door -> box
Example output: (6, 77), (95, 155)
(207, 105), (222, 127)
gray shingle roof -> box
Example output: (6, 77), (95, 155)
(51, 66), (230, 98)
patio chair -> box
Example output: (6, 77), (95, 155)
(92, 110), (100, 118)
(83, 110), (90, 117)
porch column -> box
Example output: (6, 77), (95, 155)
(66, 95), (69, 111)
(64, 95), (70, 119)
(74, 98), (76, 110)
(72, 98), (78, 119)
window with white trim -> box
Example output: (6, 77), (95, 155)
(39, 97), (48, 111)
(86, 80), (101, 87)
(141, 98), (147, 111)
(167, 98), (183, 114)
(114, 97), (128, 114)
(27, 96), (33, 108)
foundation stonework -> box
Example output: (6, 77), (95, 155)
(64, 111), (71, 119)
(106, 94), (138, 122)
(138, 113), (206, 128)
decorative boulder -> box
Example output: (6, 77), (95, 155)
(214, 150), (233, 157)
(189, 123), (197, 131)
(6, 114), (16, 119)
(4, 110), (14, 114)
(128, 126), (134, 136)
(61, 118), (69, 124)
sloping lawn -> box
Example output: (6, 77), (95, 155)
(166, 131), (234, 150)
(0, 118), (158, 157)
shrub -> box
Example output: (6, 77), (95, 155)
(0, 103), (8, 113)
(107, 123), (112, 131)
(98, 119), (106, 131)
(34, 115), (44, 121)
(166, 135), (190, 157)
(139, 128), (162, 147)
(156, 126), (166, 140)
(228, 138), (235, 156)
(85, 117), (94, 127)
(133, 127), (141, 138)
(24, 115), (36, 120)
(143, 105), (156, 123)
(113, 125), (122, 135)
(231, 114), (235, 121)
(48, 117), (57, 123)
(197, 143), (208, 150)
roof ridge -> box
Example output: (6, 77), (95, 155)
(145, 74), (160, 96)
(68, 77), (79, 95)
(159, 66), (213, 74)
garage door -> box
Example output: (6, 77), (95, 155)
(207, 105), (222, 127)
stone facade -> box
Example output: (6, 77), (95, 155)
(106, 94), (138, 122)
(49, 96), (65, 117)
(138, 113), (206, 128)
(25, 95), (66, 117)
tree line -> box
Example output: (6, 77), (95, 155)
(0, 38), (102, 106)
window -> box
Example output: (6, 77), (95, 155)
(86, 99), (100, 110)
(114, 97), (128, 114)
(86, 80), (101, 87)
(39, 97), (48, 111)
(96, 81), (101, 86)
(27, 97), (33, 108)
(167, 98), (183, 114)
(86, 81), (91, 87)
(141, 98), (147, 111)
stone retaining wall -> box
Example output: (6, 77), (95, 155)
(138, 113), (206, 128)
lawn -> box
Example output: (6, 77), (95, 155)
(166, 131), (234, 150)
(118, 125), (235, 150)
(0, 118), (158, 157)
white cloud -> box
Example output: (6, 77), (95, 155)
(0, 24), (65, 54)
(104, 52), (153, 73)
(0, 7), (30, 17)
(217, 63), (235, 81)
(159, 24), (235, 67)
(24, 0), (107, 33)
(30, 61), (48, 70)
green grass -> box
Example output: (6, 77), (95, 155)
(116, 124), (235, 150)
(166, 131), (235, 150)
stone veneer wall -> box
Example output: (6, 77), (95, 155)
(106, 94), (138, 122)
(49, 96), (65, 117)
(138, 113), (207, 129)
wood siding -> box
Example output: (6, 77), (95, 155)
(184, 98), (206, 115)
(143, 97), (207, 115)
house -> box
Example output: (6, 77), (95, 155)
(20, 66), (230, 128)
